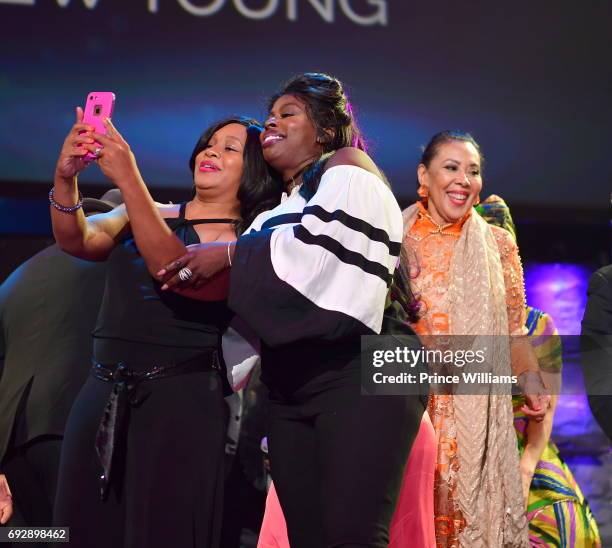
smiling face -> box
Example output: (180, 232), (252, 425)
(193, 123), (247, 200)
(417, 140), (483, 224)
(260, 94), (323, 181)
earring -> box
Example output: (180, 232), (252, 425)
(417, 185), (428, 198)
(474, 194), (481, 206)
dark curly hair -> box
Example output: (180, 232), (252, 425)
(189, 116), (282, 234)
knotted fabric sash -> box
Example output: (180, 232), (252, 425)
(91, 350), (220, 500)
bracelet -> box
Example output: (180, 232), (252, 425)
(49, 187), (83, 213)
(227, 241), (233, 268)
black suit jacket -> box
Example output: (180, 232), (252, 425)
(580, 264), (612, 441)
(0, 244), (106, 465)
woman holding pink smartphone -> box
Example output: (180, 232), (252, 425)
(51, 106), (280, 548)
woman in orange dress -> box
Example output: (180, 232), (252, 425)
(396, 131), (550, 547)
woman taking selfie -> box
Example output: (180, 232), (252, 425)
(51, 110), (279, 548)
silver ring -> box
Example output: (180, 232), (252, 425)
(178, 267), (193, 282)
(93, 147), (103, 158)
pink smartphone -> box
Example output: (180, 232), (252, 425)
(82, 91), (115, 161)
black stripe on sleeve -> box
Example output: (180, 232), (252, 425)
(260, 213), (304, 231)
(293, 225), (393, 286)
(302, 205), (401, 256)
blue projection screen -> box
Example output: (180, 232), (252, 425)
(0, 1), (610, 207)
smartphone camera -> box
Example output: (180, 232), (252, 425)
(88, 95), (102, 116)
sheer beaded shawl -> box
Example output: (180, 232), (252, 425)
(402, 203), (528, 548)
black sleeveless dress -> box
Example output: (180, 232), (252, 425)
(53, 204), (234, 548)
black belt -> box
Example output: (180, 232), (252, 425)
(91, 350), (220, 500)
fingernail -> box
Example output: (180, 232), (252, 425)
(157, 270), (165, 276)
(161, 284), (168, 290)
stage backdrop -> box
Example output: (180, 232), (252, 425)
(0, 1), (610, 208)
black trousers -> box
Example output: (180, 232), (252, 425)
(267, 384), (422, 548)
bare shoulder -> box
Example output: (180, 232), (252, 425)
(324, 147), (382, 178)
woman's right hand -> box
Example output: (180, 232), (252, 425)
(55, 106), (95, 180)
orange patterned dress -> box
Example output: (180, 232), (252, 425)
(406, 201), (527, 547)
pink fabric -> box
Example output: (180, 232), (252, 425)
(258, 482), (290, 548)
(389, 413), (436, 548)
(257, 414), (436, 548)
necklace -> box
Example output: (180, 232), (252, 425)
(283, 163), (311, 194)
(284, 174), (303, 194)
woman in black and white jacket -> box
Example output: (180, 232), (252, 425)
(159, 73), (423, 548)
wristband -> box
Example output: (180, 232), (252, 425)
(49, 187), (83, 213)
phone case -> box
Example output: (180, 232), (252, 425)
(82, 91), (115, 161)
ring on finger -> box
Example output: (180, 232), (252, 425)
(178, 267), (193, 282)
(93, 146), (103, 158)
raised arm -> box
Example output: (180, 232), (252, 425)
(51, 108), (129, 260)
(85, 119), (191, 276)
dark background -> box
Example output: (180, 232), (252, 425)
(0, 0), (610, 280)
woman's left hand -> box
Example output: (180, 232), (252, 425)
(82, 118), (141, 189)
(157, 242), (233, 290)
